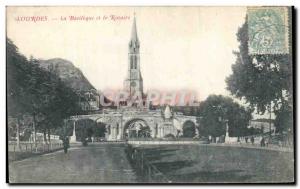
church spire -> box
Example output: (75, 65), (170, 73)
(130, 13), (139, 42)
(129, 13), (140, 54)
(124, 12), (143, 97)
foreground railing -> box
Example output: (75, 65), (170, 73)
(125, 144), (171, 183)
(8, 141), (63, 161)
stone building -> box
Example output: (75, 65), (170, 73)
(69, 15), (199, 141)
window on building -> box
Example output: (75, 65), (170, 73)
(134, 56), (137, 69)
(130, 56), (134, 69)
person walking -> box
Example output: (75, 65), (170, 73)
(265, 137), (269, 147)
(260, 137), (265, 147)
(63, 136), (69, 154)
(251, 136), (254, 145)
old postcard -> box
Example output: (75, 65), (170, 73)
(6, 6), (294, 184)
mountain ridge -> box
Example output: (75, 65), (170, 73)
(38, 58), (95, 92)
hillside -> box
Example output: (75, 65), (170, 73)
(38, 58), (95, 92)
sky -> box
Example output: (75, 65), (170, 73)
(7, 6), (247, 102)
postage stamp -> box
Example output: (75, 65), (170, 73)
(247, 7), (289, 55)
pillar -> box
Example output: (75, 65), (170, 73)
(159, 127), (163, 138)
(224, 121), (230, 143)
(155, 124), (158, 138)
(70, 121), (77, 143)
(195, 124), (199, 137)
(116, 123), (120, 140)
(112, 127), (117, 140)
(118, 124), (123, 140)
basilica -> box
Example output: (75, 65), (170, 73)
(69, 15), (199, 141)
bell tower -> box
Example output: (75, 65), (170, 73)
(124, 14), (143, 97)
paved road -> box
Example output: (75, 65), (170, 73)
(9, 143), (137, 183)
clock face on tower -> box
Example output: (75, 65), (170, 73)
(131, 81), (136, 87)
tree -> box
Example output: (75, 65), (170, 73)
(7, 38), (32, 117)
(274, 102), (293, 133)
(198, 95), (252, 137)
(226, 19), (293, 132)
(7, 38), (83, 143)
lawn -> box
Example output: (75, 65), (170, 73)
(136, 145), (294, 183)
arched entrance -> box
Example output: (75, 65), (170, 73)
(182, 120), (196, 138)
(123, 119), (151, 139)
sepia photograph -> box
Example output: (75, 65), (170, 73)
(6, 6), (294, 184)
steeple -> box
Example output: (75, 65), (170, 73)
(124, 13), (143, 97)
(129, 13), (140, 54)
(130, 14), (139, 43)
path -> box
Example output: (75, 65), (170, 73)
(9, 143), (137, 183)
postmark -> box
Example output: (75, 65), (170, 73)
(247, 7), (289, 55)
